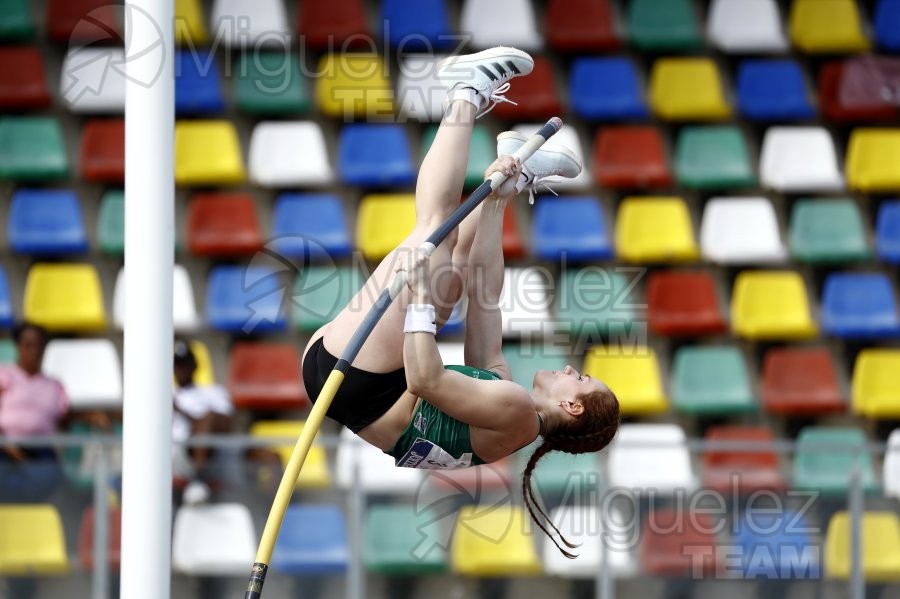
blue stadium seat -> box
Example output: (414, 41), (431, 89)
(381, 0), (452, 51)
(736, 59), (814, 121)
(0, 268), (12, 329)
(8, 189), (87, 255)
(532, 196), (612, 261)
(821, 272), (900, 339)
(875, 0), (900, 51)
(271, 194), (351, 259)
(569, 57), (648, 121)
(734, 509), (820, 579)
(338, 124), (415, 188)
(206, 265), (287, 333)
(272, 504), (348, 575)
(876, 200), (900, 264)
(175, 49), (224, 114)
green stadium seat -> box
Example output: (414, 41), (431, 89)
(234, 52), (310, 115)
(501, 343), (569, 387)
(671, 346), (755, 415)
(0, 340), (15, 363)
(555, 269), (644, 341)
(293, 266), (364, 332)
(97, 191), (124, 255)
(789, 198), (871, 263)
(517, 442), (600, 498)
(793, 427), (880, 497)
(363, 505), (446, 575)
(628, 0), (702, 50)
(675, 126), (756, 189)
(0, 0), (34, 39)
(421, 125), (494, 189)
(0, 117), (68, 180)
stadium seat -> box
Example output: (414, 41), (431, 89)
(734, 509), (820, 579)
(852, 349), (900, 418)
(80, 118), (124, 182)
(8, 189), (88, 255)
(491, 57), (563, 121)
(731, 271), (817, 340)
(421, 125), (495, 189)
(248, 121), (333, 187)
(544, 505), (638, 578)
(500, 267), (553, 338)
(556, 269), (644, 341)
(60, 48), (125, 113)
(593, 126), (672, 189)
(24, 263), (106, 331)
(459, 0), (542, 50)
(846, 129), (900, 192)
(316, 54), (393, 119)
(700, 197), (786, 264)
(338, 124), (415, 188)
(646, 270), (727, 336)
(0, 504), (68, 575)
(513, 124), (591, 190)
(885, 430), (900, 499)
(789, 198), (871, 263)
(336, 428), (423, 493)
(227, 342), (307, 410)
(174, 120), (245, 185)
(793, 427), (879, 497)
(234, 52), (309, 114)
(210, 0), (289, 47)
(876, 0), (900, 51)
(825, 512), (900, 581)
(501, 343), (569, 388)
(397, 54), (446, 122)
(97, 190), (124, 255)
(822, 273), (900, 339)
(819, 61), (898, 122)
(706, 0), (788, 53)
(759, 127), (844, 192)
(641, 508), (718, 577)
(737, 60), (814, 121)
(186, 192), (262, 257)
(451, 505), (541, 576)
(297, 0), (370, 51)
(674, 126), (756, 189)
(0, 116), (68, 180)
(628, 0), (701, 50)
(113, 265), (199, 332)
(671, 346), (755, 415)
(877, 201), (900, 264)
(517, 442), (599, 499)
(78, 506), (121, 571)
(271, 193), (351, 259)
(789, 0), (869, 53)
(0, 0), (34, 40)
(249, 421), (330, 489)
(186, 340), (214, 386)
(293, 266), (364, 332)
(42, 339), (121, 409)
(545, 0), (619, 52)
(356, 194), (416, 260)
(839, 57), (900, 117)
(532, 196), (612, 261)
(502, 203), (525, 259)
(381, 0), (452, 51)
(205, 265), (287, 333)
(0, 340), (15, 362)
(172, 504), (256, 575)
(608, 425), (695, 492)
(703, 426), (785, 495)
(615, 196), (699, 263)
(46, 0), (120, 43)
(583, 346), (667, 415)
(0, 46), (50, 109)
(569, 57), (648, 121)
(0, 268), (12, 329)
(762, 347), (845, 416)
(175, 0), (207, 45)
(364, 504), (446, 574)
(650, 58), (731, 121)
(174, 49), (224, 114)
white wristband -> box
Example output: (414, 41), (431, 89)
(404, 304), (436, 334)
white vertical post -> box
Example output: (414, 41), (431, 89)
(120, 1), (174, 598)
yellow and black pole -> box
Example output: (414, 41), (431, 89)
(244, 116), (564, 598)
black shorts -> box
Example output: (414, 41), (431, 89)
(302, 337), (409, 433)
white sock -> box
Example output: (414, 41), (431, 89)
(446, 85), (484, 110)
(515, 171), (532, 193)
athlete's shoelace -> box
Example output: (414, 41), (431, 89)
(522, 171), (560, 205)
(478, 81), (517, 118)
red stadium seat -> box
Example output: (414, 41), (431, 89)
(0, 47), (51, 110)
(761, 347), (845, 416)
(545, 0), (619, 51)
(46, 0), (121, 43)
(503, 203), (526, 259)
(642, 508), (719, 576)
(647, 270), (727, 336)
(80, 119), (124, 183)
(298, 0), (370, 51)
(594, 126), (672, 189)
(491, 58), (564, 120)
(78, 506), (121, 570)
(227, 343), (308, 410)
(819, 62), (897, 123)
(703, 426), (785, 495)
(186, 193), (262, 257)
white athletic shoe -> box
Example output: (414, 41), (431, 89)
(437, 47), (534, 117)
(497, 131), (583, 203)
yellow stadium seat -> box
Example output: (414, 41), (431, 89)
(825, 511), (900, 581)
(316, 54), (394, 119)
(789, 0), (869, 53)
(615, 197), (699, 263)
(173, 341), (214, 386)
(24, 263), (106, 332)
(731, 271), (817, 340)
(846, 129), (900, 192)
(649, 58), (731, 121)
(175, 0), (208, 46)
(175, 121), (245, 185)
(583, 346), (668, 415)
(356, 194), (416, 260)
(451, 505), (541, 576)
(249, 420), (331, 489)
(0, 505), (69, 575)
(852, 349), (900, 418)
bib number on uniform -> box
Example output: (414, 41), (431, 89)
(396, 438), (473, 470)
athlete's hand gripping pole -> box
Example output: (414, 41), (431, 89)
(244, 117), (563, 599)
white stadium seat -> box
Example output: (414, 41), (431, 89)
(500, 267), (553, 338)
(172, 503), (256, 575)
(701, 197), (787, 264)
(460, 0), (543, 50)
(113, 265), (199, 332)
(209, 0), (290, 47)
(42, 339), (122, 409)
(249, 121), (334, 187)
(707, 0), (788, 53)
(760, 127), (844, 192)
(396, 55), (448, 123)
(60, 48), (126, 113)
(544, 505), (638, 578)
(336, 428), (423, 494)
(607, 424), (697, 492)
